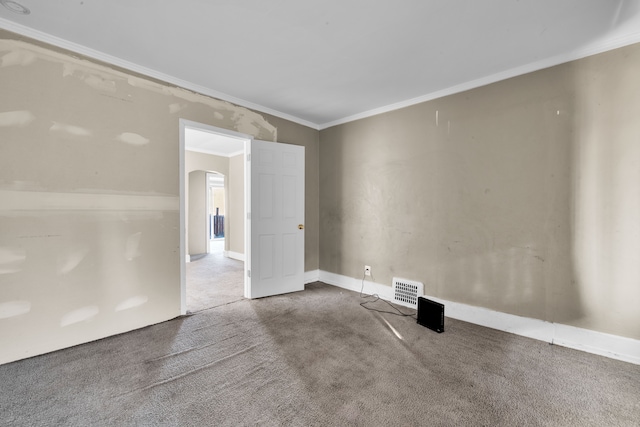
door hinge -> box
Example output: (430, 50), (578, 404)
(247, 269), (251, 278)
(247, 212), (251, 220)
(247, 153), (251, 161)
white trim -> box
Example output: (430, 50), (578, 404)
(226, 251), (245, 262)
(304, 269), (320, 284)
(244, 141), (251, 298)
(186, 147), (245, 159)
(319, 270), (395, 300)
(0, 18), (319, 131)
(4, 17), (640, 132)
(179, 120), (186, 315)
(205, 173), (212, 255)
(180, 120), (252, 312)
(181, 119), (253, 141)
(317, 32), (640, 130)
(553, 324), (640, 366)
(319, 271), (640, 365)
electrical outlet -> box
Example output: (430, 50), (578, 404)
(364, 265), (371, 276)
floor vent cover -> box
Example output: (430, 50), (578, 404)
(392, 278), (424, 308)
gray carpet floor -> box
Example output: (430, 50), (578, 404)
(186, 243), (244, 313)
(1, 282), (638, 426)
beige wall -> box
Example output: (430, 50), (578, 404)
(185, 150), (229, 176)
(319, 42), (640, 340)
(187, 170), (208, 255)
(185, 151), (229, 255)
(211, 186), (225, 216)
(229, 154), (245, 255)
(185, 151), (242, 256)
(3, 22), (635, 366)
(0, 31), (319, 364)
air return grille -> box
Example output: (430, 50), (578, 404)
(392, 277), (424, 308)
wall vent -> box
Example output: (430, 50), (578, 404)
(392, 277), (424, 308)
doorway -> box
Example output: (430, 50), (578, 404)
(179, 120), (306, 312)
(180, 120), (250, 314)
(208, 172), (225, 245)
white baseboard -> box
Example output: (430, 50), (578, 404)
(318, 270), (640, 365)
(225, 251), (245, 261)
(304, 269), (320, 284)
(319, 270), (395, 300)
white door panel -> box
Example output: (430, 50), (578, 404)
(247, 140), (304, 299)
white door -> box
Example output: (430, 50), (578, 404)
(246, 140), (305, 299)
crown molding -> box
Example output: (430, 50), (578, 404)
(318, 30), (640, 130)
(3, 17), (639, 133)
(0, 18), (320, 130)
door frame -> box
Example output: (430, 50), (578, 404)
(179, 119), (251, 315)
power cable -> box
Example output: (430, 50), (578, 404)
(359, 272), (416, 318)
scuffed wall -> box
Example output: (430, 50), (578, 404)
(319, 42), (640, 340)
(0, 31), (319, 364)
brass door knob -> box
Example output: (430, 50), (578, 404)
(298, 224), (304, 230)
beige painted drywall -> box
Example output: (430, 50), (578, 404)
(184, 151), (241, 256)
(185, 150), (229, 176)
(184, 150), (229, 254)
(0, 30), (319, 364)
(229, 154), (244, 255)
(188, 171), (208, 255)
(211, 185), (225, 216)
(319, 42), (640, 340)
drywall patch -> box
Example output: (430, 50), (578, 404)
(115, 295), (148, 311)
(233, 113), (263, 137)
(0, 189), (179, 211)
(126, 74), (278, 140)
(0, 247), (25, 263)
(82, 74), (116, 92)
(0, 49), (36, 67)
(0, 266), (22, 275)
(0, 110), (35, 127)
(0, 301), (31, 319)
(57, 248), (88, 275)
(169, 103), (187, 114)
(124, 232), (142, 261)
(0, 246), (26, 274)
(0, 38), (278, 140)
(60, 306), (99, 327)
(117, 132), (150, 146)
(50, 121), (92, 137)
(213, 99), (277, 141)
(62, 63), (121, 93)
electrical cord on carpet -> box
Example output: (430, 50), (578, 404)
(359, 273), (416, 318)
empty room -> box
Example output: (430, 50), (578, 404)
(1, 1), (639, 425)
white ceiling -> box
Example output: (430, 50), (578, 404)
(185, 128), (244, 157)
(2, 0), (640, 130)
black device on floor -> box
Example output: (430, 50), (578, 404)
(417, 297), (444, 333)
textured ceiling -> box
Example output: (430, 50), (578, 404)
(1, 0), (640, 129)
